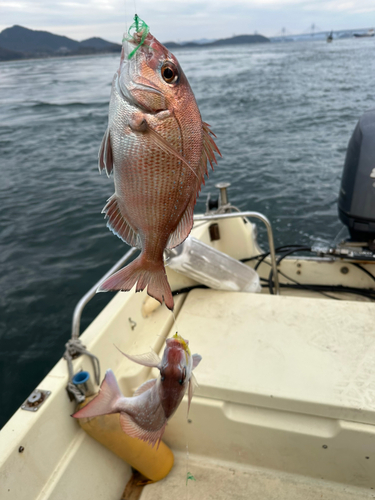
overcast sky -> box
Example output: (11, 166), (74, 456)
(1, 0), (375, 43)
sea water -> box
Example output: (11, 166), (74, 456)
(0, 38), (374, 427)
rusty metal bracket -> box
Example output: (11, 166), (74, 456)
(21, 389), (51, 412)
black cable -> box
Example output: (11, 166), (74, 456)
(248, 246), (375, 296)
(172, 280), (375, 301)
(254, 252), (270, 271)
(172, 285), (208, 296)
(258, 254), (375, 300)
(252, 244), (309, 270)
(276, 271), (338, 299)
(267, 281), (375, 300)
(353, 263), (375, 285)
(171, 245), (375, 302)
(268, 246), (312, 295)
(240, 252), (269, 264)
(274, 264), (340, 300)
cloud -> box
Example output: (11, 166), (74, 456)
(1, 0), (374, 42)
(302, 0), (375, 13)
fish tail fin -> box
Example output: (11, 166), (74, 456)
(97, 254), (174, 311)
(72, 369), (122, 419)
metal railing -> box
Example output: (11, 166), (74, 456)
(193, 211), (280, 295)
(70, 211), (279, 340)
(71, 247), (138, 340)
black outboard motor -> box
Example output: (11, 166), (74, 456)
(338, 109), (375, 242)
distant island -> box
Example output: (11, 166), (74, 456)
(0, 25), (270, 62)
(0, 25), (122, 61)
(1, 24), (373, 62)
(164, 34), (270, 49)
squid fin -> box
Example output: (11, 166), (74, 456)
(72, 369), (122, 419)
(120, 413), (167, 448)
(98, 128), (113, 176)
(102, 194), (140, 247)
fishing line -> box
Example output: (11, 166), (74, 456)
(124, 15), (150, 59)
(186, 439), (190, 500)
(185, 420), (196, 498)
(185, 414), (197, 496)
(171, 309), (179, 335)
(123, 0), (128, 34)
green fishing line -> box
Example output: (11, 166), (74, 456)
(123, 14), (150, 60)
(186, 472), (196, 485)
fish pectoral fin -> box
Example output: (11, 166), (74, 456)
(115, 345), (162, 369)
(166, 197), (195, 249)
(72, 369), (122, 419)
(144, 125), (199, 180)
(133, 378), (157, 397)
(98, 128), (113, 176)
(187, 372), (199, 416)
(192, 354), (202, 370)
(101, 194), (140, 248)
(120, 413), (167, 448)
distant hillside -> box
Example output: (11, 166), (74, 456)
(0, 26), (121, 61)
(210, 34), (270, 45)
(0, 46), (24, 61)
(0, 25), (80, 54)
(0, 25), (271, 62)
(164, 33), (270, 49)
(79, 37), (120, 51)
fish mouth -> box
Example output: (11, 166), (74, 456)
(118, 37), (168, 113)
(133, 82), (163, 97)
(168, 334), (191, 356)
(116, 73), (167, 113)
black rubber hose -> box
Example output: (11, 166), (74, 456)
(268, 246), (312, 295)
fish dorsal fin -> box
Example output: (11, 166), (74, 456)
(133, 378), (157, 397)
(102, 194), (140, 248)
(72, 369), (122, 419)
(166, 197), (195, 249)
(120, 413), (167, 448)
(98, 128), (113, 176)
(197, 122), (221, 188)
(202, 122), (221, 173)
(192, 354), (202, 370)
(187, 372), (199, 415)
(116, 345), (162, 368)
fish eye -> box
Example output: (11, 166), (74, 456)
(161, 62), (179, 84)
(179, 367), (186, 385)
(160, 370), (165, 382)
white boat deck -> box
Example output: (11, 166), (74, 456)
(142, 453), (375, 500)
(155, 290), (375, 496)
(1, 287), (375, 499)
(177, 289), (375, 425)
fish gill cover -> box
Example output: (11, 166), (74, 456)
(124, 14), (150, 59)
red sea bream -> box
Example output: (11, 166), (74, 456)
(97, 20), (221, 310)
(73, 334), (202, 447)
